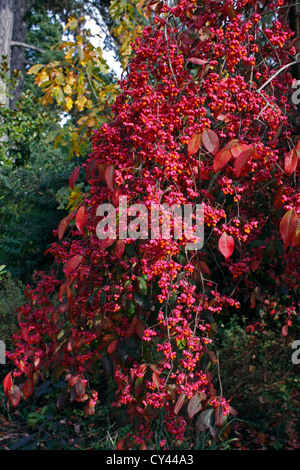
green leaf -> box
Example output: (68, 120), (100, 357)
(128, 301), (135, 315)
(137, 276), (147, 295)
(134, 292), (151, 311)
(125, 243), (134, 257)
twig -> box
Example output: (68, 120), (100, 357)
(257, 57), (300, 93)
(164, 25), (178, 88)
(10, 41), (46, 54)
(216, 350), (223, 397)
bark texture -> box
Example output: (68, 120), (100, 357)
(0, 0), (28, 107)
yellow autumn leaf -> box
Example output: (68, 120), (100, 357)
(42, 90), (53, 106)
(35, 70), (50, 86)
(27, 63), (44, 75)
(65, 48), (75, 61)
(75, 94), (87, 111)
(67, 72), (77, 86)
(65, 17), (78, 31)
(86, 117), (97, 127)
(137, 0), (147, 9)
(64, 84), (73, 95)
(65, 96), (73, 111)
(66, 189), (82, 211)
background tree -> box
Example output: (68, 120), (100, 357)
(0, 0), (118, 107)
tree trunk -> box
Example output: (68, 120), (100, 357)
(10, 0), (28, 108)
(0, 0), (28, 108)
(289, 1), (300, 81)
(0, 0), (14, 106)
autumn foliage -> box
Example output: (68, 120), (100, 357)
(3, 0), (300, 449)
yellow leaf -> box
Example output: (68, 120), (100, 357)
(137, 0), (146, 9)
(42, 91), (53, 106)
(86, 117), (97, 127)
(65, 17), (78, 31)
(27, 63), (44, 75)
(35, 70), (49, 86)
(75, 95), (87, 111)
(68, 72), (77, 86)
(65, 48), (75, 61)
(66, 189), (82, 211)
(65, 96), (73, 111)
(64, 84), (73, 95)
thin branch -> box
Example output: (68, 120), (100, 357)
(257, 57), (300, 93)
(164, 24), (178, 87)
(10, 41), (46, 54)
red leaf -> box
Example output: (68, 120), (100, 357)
(66, 285), (75, 306)
(152, 371), (160, 390)
(76, 205), (88, 235)
(75, 379), (86, 398)
(107, 338), (118, 355)
(65, 254), (83, 275)
(199, 261), (210, 276)
(150, 364), (161, 374)
(218, 232), (234, 258)
(279, 209), (298, 247)
(207, 350), (218, 364)
(116, 438), (125, 450)
(115, 239), (125, 259)
(230, 141), (250, 158)
(251, 259), (260, 272)
(213, 147), (232, 172)
(69, 166), (80, 190)
(187, 393), (202, 420)
(24, 379), (34, 398)
(284, 148), (298, 176)
(195, 408), (214, 432)
(187, 131), (202, 156)
(57, 214), (72, 240)
(214, 404), (224, 427)
(34, 354), (41, 368)
(3, 372), (12, 395)
(250, 292), (256, 309)
(174, 393), (186, 415)
(8, 384), (21, 408)
(69, 376), (79, 387)
(99, 238), (116, 250)
(105, 163), (116, 191)
(21, 326), (29, 342)
(292, 219), (300, 247)
(112, 188), (122, 208)
(202, 128), (219, 155)
(85, 159), (97, 182)
(282, 324), (289, 337)
(186, 57), (209, 65)
(97, 164), (106, 180)
(212, 139), (243, 172)
(273, 185), (285, 210)
(137, 363), (147, 376)
(57, 304), (68, 317)
(234, 145), (255, 177)
(58, 281), (67, 303)
(229, 405), (238, 417)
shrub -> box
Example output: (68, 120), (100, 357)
(3, 0), (300, 450)
(0, 272), (25, 350)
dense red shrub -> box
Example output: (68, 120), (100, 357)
(4, 0), (300, 449)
